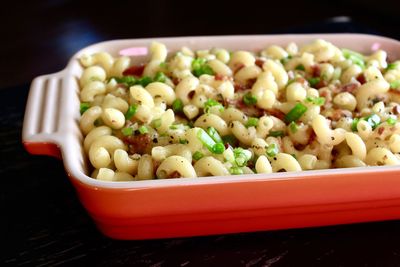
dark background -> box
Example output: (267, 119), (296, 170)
(3, 0), (400, 266)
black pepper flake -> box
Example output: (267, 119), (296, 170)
(152, 138), (158, 143)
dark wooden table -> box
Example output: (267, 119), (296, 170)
(3, 0), (400, 266)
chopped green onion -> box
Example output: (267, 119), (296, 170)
(212, 143), (225, 154)
(172, 98), (184, 113)
(284, 103), (308, 123)
(192, 58), (214, 77)
(159, 62), (167, 68)
(152, 118), (162, 128)
(137, 76), (153, 87)
(308, 77), (320, 87)
(197, 128), (216, 151)
(206, 127), (223, 143)
(386, 63), (398, 71)
(125, 104), (138, 120)
(289, 122), (298, 133)
(233, 148), (252, 167)
(243, 93), (257, 106)
(113, 76), (137, 87)
(80, 103), (90, 114)
(305, 96), (325, 106)
(154, 71), (167, 83)
(351, 118), (360, 132)
(204, 98), (224, 113)
(280, 55), (292, 65)
(222, 135), (237, 146)
(138, 125), (148, 134)
(121, 127), (133, 136)
(193, 151), (204, 160)
(365, 114), (381, 130)
(390, 80), (400, 89)
(387, 117), (397, 126)
(169, 124), (179, 130)
(245, 117), (259, 128)
(268, 130), (284, 137)
(179, 138), (188, 144)
(295, 64), (305, 71)
(342, 48), (365, 69)
(230, 166), (244, 175)
(266, 143), (279, 157)
(192, 58), (206, 69)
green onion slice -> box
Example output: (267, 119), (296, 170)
(80, 103), (90, 114)
(268, 130), (284, 137)
(305, 96), (325, 106)
(387, 117), (397, 126)
(125, 104), (138, 120)
(193, 151), (204, 160)
(121, 127), (133, 136)
(206, 127), (223, 143)
(284, 103), (308, 123)
(243, 92), (257, 106)
(230, 166), (244, 175)
(204, 98), (224, 113)
(154, 71), (167, 83)
(245, 117), (259, 127)
(266, 143), (279, 157)
(342, 48), (365, 68)
(172, 98), (184, 113)
(197, 128), (216, 152)
(289, 122), (298, 133)
(212, 143), (225, 154)
(138, 125), (148, 134)
(390, 80), (400, 89)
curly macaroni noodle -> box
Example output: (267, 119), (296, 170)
(78, 39), (400, 181)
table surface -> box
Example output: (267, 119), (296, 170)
(3, 0), (400, 266)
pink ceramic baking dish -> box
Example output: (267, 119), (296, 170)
(22, 34), (400, 240)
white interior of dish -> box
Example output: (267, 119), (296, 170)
(39, 34), (400, 188)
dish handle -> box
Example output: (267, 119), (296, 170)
(22, 71), (67, 159)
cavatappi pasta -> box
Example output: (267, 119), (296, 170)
(78, 40), (400, 181)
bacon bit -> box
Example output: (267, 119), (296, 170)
(234, 83), (247, 92)
(311, 65), (321, 77)
(296, 77), (308, 86)
(172, 77), (181, 86)
(378, 127), (385, 135)
(266, 109), (286, 121)
(309, 129), (317, 143)
(188, 90), (195, 99)
(389, 89), (400, 95)
(392, 105), (400, 115)
(246, 78), (257, 88)
(340, 83), (358, 93)
(255, 59), (265, 68)
(233, 63), (245, 74)
(315, 79), (327, 89)
(294, 143), (307, 150)
(215, 74), (227, 81)
(167, 171), (181, 179)
(356, 74), (366, 84)
(124, 133), (152, 154)
(122, 64), (145, 76)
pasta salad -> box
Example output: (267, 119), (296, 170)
(78, 39), (400, 181)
